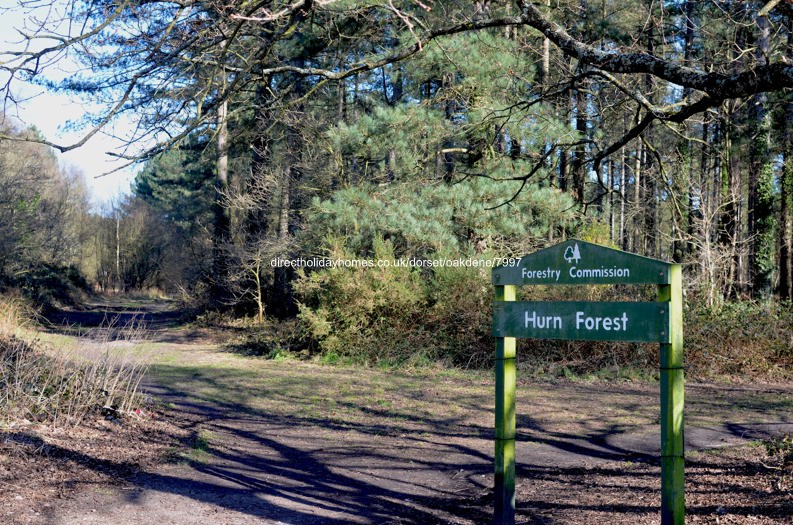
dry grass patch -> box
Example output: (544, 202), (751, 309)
(0, 294), (149, 427)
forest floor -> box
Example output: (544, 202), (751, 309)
(1, 298), (792, 524)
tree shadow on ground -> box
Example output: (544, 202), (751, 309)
(41, 303), (241, 344)
(30, 303), (793, 524)
(42, 305), (185, 340)
(22, 391), (791, 525)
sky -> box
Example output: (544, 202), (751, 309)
(0, 3), (138, 209)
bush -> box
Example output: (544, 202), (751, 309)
(295, 247), (793, 378)
(685, 300), (793, 379)
(224, 318), (304, 359)
(296, 238), (428, 365)
(424, 261), (493, 367)
(0, 335), (148, 426)
(295, 240), (509, 368)
(8, 263), (90, 311)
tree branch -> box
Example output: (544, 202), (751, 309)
(591, 94), (719, 173)
(515, 0), (793, 98)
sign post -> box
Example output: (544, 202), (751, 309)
(658, 265), (685, 525)
(492, 240), (684, 525)
(493, 283), (516, 525)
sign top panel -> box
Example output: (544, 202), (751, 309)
(493, 239), (671, 286)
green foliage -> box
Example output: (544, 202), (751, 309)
(11, 263), (89, 310)
(765, 434), (793, 468)
(324, 28), (570, 187)
(765, 433), (793, 456)
(293, 174), (579, 367)
(297, 238), (427, 364)
(303, 177), (576, 259)
(754, 161), (777, 293)
(424, 261), (493, 367)
(764, 433), (793, 492)
(134, 146), (215, 235)
(685, 300), (793, 379)
(327, 104), (451, 182)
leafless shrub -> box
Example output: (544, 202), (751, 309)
(0, 300), (149, 426)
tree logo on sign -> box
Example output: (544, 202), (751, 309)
(563, 243), (581, 264)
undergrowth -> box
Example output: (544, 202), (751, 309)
(0, 294), (149, 426)
(764, 434), (793, 492)
(240, 281), (793, 380)
(2, 263), (90, 312)
(686, 300), (793, 380)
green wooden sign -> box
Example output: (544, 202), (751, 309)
(493, 239), (671, 285)
(493, 301), (669, 343)
(492, 240), (684, 525)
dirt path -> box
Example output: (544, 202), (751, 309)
(8, 300), (793, 524)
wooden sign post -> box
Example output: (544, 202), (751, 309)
(492, 240), (684, 525)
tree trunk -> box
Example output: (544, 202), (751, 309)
(115, 210), (121, 292)
(619, 144), (627, 250)
(640, 14), (657, 257)
(539, 0), (550, 86)
(673, 0), (698, 263)
(780, 155), (793, 301)
(271, 59), (306, 318)
(558, 147), (568, 192)
(571, 88), (587, 204)
(778, 28), (793, 300)
(632, 147), (641, 252)
(278, 169), (290, 241)
(337, 78), (346, 123)
(211, 98), (231, 306)
(569, 0), (588, 205)
(747, 11), (774, 296)
(253, 258), (264, 324)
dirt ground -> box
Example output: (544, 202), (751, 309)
(1, 300), (792, 524)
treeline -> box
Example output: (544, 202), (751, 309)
(2, 1), (793, 372)
(0, 122), (92, 306)
(0, 121), (165, 306)
(90, 1), (789, 371)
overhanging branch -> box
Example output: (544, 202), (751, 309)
(515, 0), (793, 98)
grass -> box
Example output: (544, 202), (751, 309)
(0, 293), (36, 336)
(12, 294), (793, 458)
(172, 429), (216, 464)
(140, 333), (793, 451)
(192, 429), (214, 453)
(0, 294), (151, 427)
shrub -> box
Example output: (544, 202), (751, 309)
(296, 238), (428, 365)
(9, 263), (90, 311)
(424, 260), (493, 367)
(295, 248), (793, 378)
(0, 335), (148, 426)
(685, 300), (793, 379)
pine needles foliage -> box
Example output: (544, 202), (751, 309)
(294, 177), (578, 367)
